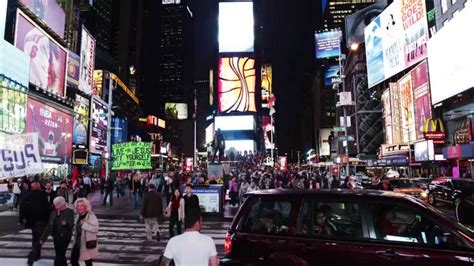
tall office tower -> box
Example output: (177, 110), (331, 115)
(321, 0), (377, 31)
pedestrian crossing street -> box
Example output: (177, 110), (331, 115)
(0, 217), (232, 265)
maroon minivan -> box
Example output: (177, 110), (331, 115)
(221, 189), (474, 266)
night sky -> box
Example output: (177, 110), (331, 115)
(146, 0), (322, 157)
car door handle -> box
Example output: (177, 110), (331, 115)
(376, 249), (398, 260)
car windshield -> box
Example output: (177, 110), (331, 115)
(425, 202), (474, 238)
(390, 179), (417, 189)
(453, 180), (474, 192)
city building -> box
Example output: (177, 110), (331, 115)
(321, 0), (377, 31)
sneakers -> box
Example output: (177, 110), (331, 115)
(156, 231), (161, 241)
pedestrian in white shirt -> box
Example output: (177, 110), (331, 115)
(161, 209), (218, 266)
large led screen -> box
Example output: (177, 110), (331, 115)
(315, 30), (342, 59)
(0, 0), (6, 38)
(324, 64), (339, 87)
(218, 2), (254, 53)
(15, 11), (67, 96)
(218, 57), (256, 113)
(67, 51), (80, 87)
(364, 0), (429, 88)
(26, 98), (73, 164)
(79, 27), (96, 95)
(0, 82), (27, 134)
(90, 96), (108, 154)
(225, 140), (255, 153)
(428, 2), (474, 104)
(398, 74), (416, 144)
(73, 94), (89, 145)
(261, 116), (274, 149)
(261, 64), (272, 103)
(0, 40), (31, 88)
(20, 0), (65, 38)
(215, 115), (254, 131)
(165, 103), (188, 120)
(414, 140), (434, 161)
(412, 61), (431, 140)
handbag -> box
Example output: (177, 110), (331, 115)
(86, 240), (97, 249)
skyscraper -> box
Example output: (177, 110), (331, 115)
(322, 0), (377, 31)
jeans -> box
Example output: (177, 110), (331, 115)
(53, 235), (72, 266)
(169, 211), (182, 237)
(103, 190), (113, 206)
(133, 191), (141, 209)
(144, 218), (160, 240)
(71, 244), (93, 266)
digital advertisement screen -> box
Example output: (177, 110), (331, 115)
(67, 51), (80, 87)
(193, 186), (222, 213)
(0, 0), (6, 38)
(315, 30), (342, 59)
(218, 57), (256, 113)
(26, 98), (73, 164)
(0, 83), (27, 134)
(90, 96), (108, 154)
(225, 139), (255, 153)
(261, 116), (274, 149)
(112, 117), (127, 144)
(93, 70), (103, 97)
(428, 2), (474, 104)
(20, 0), (66, 38)
(218, 2), (254, 53)
(14, 11), (67, 96)
(79, 27), (96, 95)
(205, 123), (214, 144)
(73, 94), (89, 145)
(382, 88), (394, 145)
(414, 140), (434, 161)
(412, 60), (431, 140)
(398, 74), (416, 144)
(0, 40), (31, 88)
(165, 102), (188, 120)
(364, 0), (429, 88)
(324, 64), (339, 87)
(214, 115), (254, 131)
(261, 64), (272, 103)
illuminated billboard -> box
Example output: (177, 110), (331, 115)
(398, 74), (416, 144)
(14, 11), (67, 96)
(67, 51), (80, 87)
(165, 103), (188, 120)
(92, 70), (103, 97)
(0, 81), (27, 134)
(26, 98), (73, 164)
(324, 64), (339, 87)
(0, 41), (30, 88)
(261, 116), (274, 149)
(218, 57), (256, 113)
(205, 123), (214, 144)
(428, 2), (474, 104)
(365, 0), (429, 88)
(0, 0), (6, 38)
(225, 140), (255, 153)
(315, 30), (342, 59)
(20, 0), (66, 38)
(73, 94), (89, 145)
(90, 96), (108, 154)
(79, 27), (96, 95)
(261, 64), (272, 104)
(215, 115), (254, 131)
(412, 61), (431, 140)
(218, 2), (254, 53)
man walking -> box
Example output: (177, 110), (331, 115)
(161, 209), (218, 266)
(140, 184), (163, 241)
(13, 179), (22, 209)
(183, 184), (200, 218)
(40, 197), (74, 266)
(83, 175), (92, 196)
(102, 176), (114, 206)
(23, 182), (50, 265)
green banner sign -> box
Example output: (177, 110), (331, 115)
(112, 142), (152, 170)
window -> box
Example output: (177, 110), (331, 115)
(370, 203), (464, 249)
(241, 198), (292, 236)
(441, 0), (449, 13)
(297, 200), (363, 239)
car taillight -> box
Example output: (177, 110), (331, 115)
(224, 232), (232, 254)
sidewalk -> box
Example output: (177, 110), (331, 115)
(0, 258), (148, 266)
(88, 191), (140, 219)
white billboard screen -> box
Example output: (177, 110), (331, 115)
(428, 3), (474, 104)
(0, 0), (6, 39)
(79, 27), (96, 95)
(225, 140), (255, 153)
(218, 2), (254, 53)
(215, 115), (254, 131)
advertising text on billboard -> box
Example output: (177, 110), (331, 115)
(26, 98), (73, 164)
(389, 83), (402, 144)
(112, 142), (152, 170)
(315, 30), (342, 59)
(0, 132), (44, 179)
(90, 97), (108, 154)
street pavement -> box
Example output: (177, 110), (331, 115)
(0, 191), (236, 265)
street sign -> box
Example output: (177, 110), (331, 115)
(337, 135), (355, 141)
(333, 127), (346, 132)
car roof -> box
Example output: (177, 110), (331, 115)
(246, 189), (423, 203)
(432, 177), (474, 183)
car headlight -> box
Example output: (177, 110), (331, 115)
(420, 191), (428, 198)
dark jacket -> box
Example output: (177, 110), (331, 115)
(41, 208), (75, 241)
(140, 190), (163, 219)
(183, 194), (200, 215)
(103, 178), (115, 192)
(45, 190), (57, 209)
(22, 190), (50, 228)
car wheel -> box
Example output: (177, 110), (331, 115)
(454, 197), (461, 206)
(428, 193), (436, 205)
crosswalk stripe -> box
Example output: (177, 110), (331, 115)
(0, 217), (228, 264)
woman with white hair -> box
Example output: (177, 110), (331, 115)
(71, 198), (99, 266)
